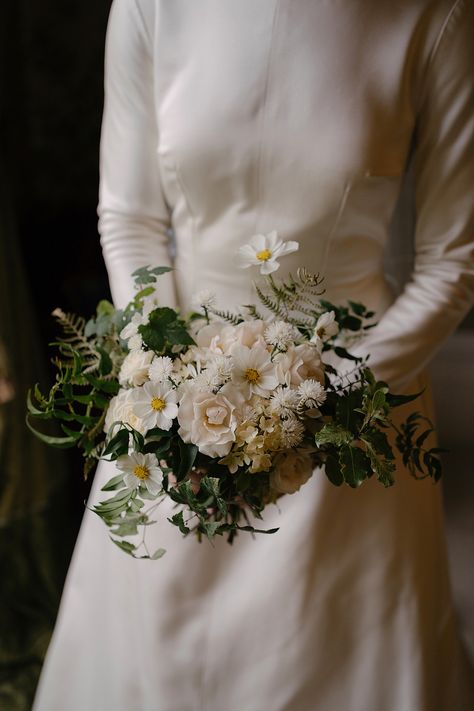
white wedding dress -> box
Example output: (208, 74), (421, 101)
(34, 1), (474, 709)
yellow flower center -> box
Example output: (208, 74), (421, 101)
(256, 248), (272, 261)
(151, 397), (166, 411)
(133, 465), (149, 480)
(245, 368), (260, 383)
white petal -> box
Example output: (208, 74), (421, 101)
(260, 259), (280, 275)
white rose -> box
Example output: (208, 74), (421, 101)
(271, 450), (314, 494)
(275, 344), (324, 387)
(104, 389), (146, 435)
(178, 384), (243, 458)
(119, 349), (154, 387)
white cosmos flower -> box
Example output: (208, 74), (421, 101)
(116, 452), (163, 496)
(311, 311), (339, 342)
(149, 356), (174, 383)
(237, 231), (299, 275)
(130, 382), (178, 432)
(231, 345), (279, 398)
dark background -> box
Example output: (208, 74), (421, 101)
(1, 2), (113, 708)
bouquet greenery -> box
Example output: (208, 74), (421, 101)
(27, 232), (441, 559)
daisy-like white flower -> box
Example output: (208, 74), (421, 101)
(268, 386), (300, 417)
(116, 452), (163, 496)
(191, 289), (217, 311)
(311, 311), (339, 342)
(237, 231), (299, 275)
(297, 379), (327, 408)
(280, 417), (305, 448)
(131, 382), (178, 432)
(264, 321), (298, 351)
(231, 345), (279, 397)
(149, 356), (174, 383)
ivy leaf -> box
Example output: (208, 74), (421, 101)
(132, 265), (173, 286)
(315, 423), (353, 448)
(324, 454), (344, 486)
(339, 445), (370, 488)
(169, 511), (191, 535)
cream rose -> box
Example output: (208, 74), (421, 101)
(270, 450), (314, 494)
(118, 349), (154, 387)
(177, 384), (242, 458)
(275, 344), (324, 387)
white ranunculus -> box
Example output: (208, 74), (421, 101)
(104, 389), (146, 435)
(271, 450), (314, 494)
(119, 349), (154, 387)
(275, 344), (324, 387)
(177, 384), (243, 458)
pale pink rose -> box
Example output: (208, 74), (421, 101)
(271, 450), (314, 494)
(177, 384), (243, 458)
(275, 344), (324, 387)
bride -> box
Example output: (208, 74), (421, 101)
(34, 1), (474, 709)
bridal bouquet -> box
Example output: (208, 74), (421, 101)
(28, 232), (441, 559)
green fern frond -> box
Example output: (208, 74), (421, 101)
(206, 307), (242, 325)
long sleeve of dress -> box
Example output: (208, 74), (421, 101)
(352, 0), (474, 391)
(97, 0), (177, 310)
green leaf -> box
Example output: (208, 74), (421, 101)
(101, 474), (125, 491)
(315, 423), (353, 448)
(339, 445), (370, 488)
(132, 265), (173, 286)
(103, 428), (130, 457)
(177, 441), (198, 479)
(237, 525), (280, 535)
(385, 390), (423, 408)
(169, 511), (191, 535)
(334, 346), (361, 362)
(151, 548), (167, 560)
(111, 538), (136, 556)
(324, 455), (344, 486)
(341, 315), (362, 331)
(25, 415), (79, 448)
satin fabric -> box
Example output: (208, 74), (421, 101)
(34, 1), (474, 709)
